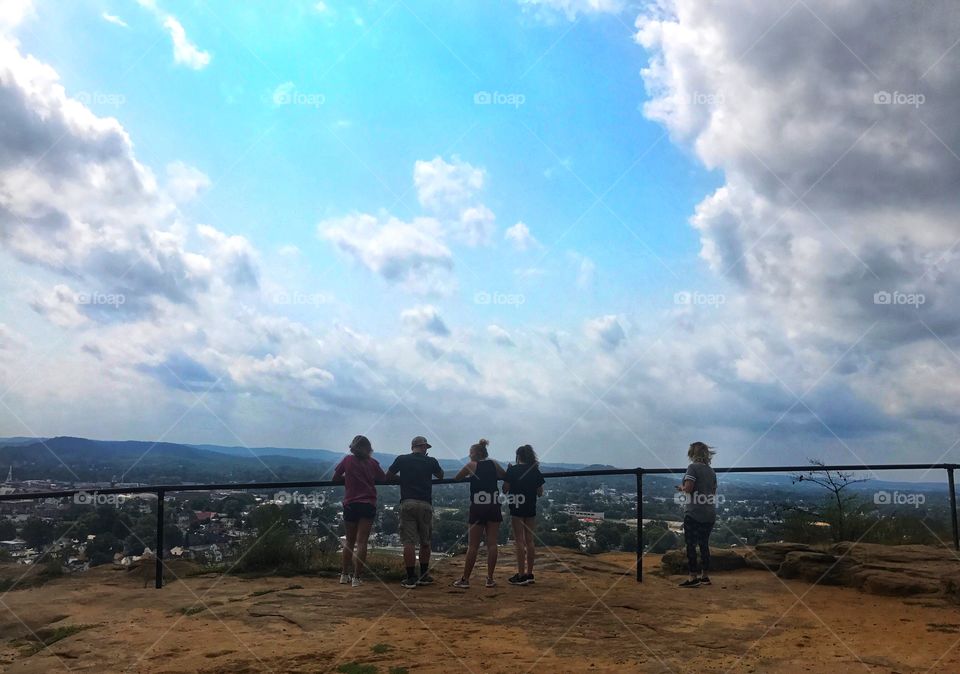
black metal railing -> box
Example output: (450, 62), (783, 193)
(1, 463), (957, 586)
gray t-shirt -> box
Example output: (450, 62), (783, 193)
(683, 462), (718, 523)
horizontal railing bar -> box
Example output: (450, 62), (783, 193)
(1, 463), (956, 503)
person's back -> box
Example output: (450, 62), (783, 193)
(391, 451), (442, 503)
(683, 460), (717, 523)
(386, 436), (443, 588)
(469, 458), (499, 503)
(504, 462), (543, 514)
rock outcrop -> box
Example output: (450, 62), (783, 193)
(660, 541), (960, 601)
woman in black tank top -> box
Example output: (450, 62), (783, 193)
(452, 439), (506, 588)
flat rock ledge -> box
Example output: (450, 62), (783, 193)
(661, 542), (960, 601)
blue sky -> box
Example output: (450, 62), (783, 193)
(2, 0), (959, 475)
(17, 0), (717, 330)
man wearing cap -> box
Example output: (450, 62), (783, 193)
(386, 436), (444, 588)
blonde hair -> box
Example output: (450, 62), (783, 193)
(470, 438), (490, 460)
(688, 441), (715, 465)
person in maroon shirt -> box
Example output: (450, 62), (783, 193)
(333, 435), (386, 587)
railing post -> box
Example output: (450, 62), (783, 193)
(948, 468), (959, 552)
(155, 488), (165, 589)
(636, 468), (643, 583)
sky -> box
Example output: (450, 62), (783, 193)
(1, 0), (959, 475)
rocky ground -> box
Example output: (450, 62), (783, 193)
(1, 546), (959, 673)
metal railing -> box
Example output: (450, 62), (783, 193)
(1, 463), (957, 586)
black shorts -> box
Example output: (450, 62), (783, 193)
(343, 502), (376, 522)
(468, 503), (503, 525)
(508, 504), (537, 519)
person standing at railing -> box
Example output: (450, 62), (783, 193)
(332, 435), (386, 588)
(452, 439), (506, 589)
(503, 444), (544, 586)
(386, 436), (444, 589)
(676, 441), (718, 588)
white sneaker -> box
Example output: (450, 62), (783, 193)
(351, 576), (363, 587)
(339, 573), (351, 584)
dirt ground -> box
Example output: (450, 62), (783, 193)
(1, 548), (959, 673)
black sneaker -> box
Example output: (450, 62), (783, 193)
(508, 573), (525, 585)
(417, 573), (435, 586)
(678, 578), (701, 588)
(521, 574), (535, 585)
(699, 576), (711, 586)
(401, 577), (418, 589)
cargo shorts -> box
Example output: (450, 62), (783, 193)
(399, 499), (433, 546)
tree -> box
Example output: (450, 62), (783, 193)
(0, 520), (16, 540)
(642, 520), (679, 553)
(20, 517), (55, 549)
(791, 459), (868, 542)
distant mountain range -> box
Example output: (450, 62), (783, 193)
(0, 436), (948, 491)
(0, 436), (597, 485)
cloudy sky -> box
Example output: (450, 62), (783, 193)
(1, 0), (959, 473)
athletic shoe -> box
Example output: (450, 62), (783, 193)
(452, 578), (470, 589)
(339, 573), (351, 585)
(507, 573), (525, 585)
(699, 576), (711, 586)
(417, 573), (435, 586)
(351, 577), (363, 588)
(678, 578), (701, 588)
(401, 577), (418, 589)
(521, 574), (535, 585)
(485, 577), (496, 588)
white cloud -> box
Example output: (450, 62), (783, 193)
(519, 0), (624, 21)
(163, 16), (211, 69)
(101, 12), (129, 28)
(0, 0), (32, 31)
(320, 213), (454, 295)
(584, 314), (625, 350)
(137, 1), (210, 69)
(569, 252), (595, 289)
(165, 161), (211, 202)
(505, 221), (539, 251)
(401, 305), (450, 337)
(413, 155), (496, 246)
(487, 324), (515, 347)
(414, 155), (485, 212)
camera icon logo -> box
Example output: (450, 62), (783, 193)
(873, 291), (891, 305)
(474, 91), (492, 105)
(873, 91), (892, 105)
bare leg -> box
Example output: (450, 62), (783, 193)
(353, 518), (373, 578)
(511, 517), (525, 574)
(342, 520), (358, 575)
(461, 523), (482, 580)
(402, 544), (415, 569)
(522, 517), (536, 575)
(485, 521), (500, 579)
(419, 543), (431, 572)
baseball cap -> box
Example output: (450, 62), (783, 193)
(411, 435), (432, 449)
